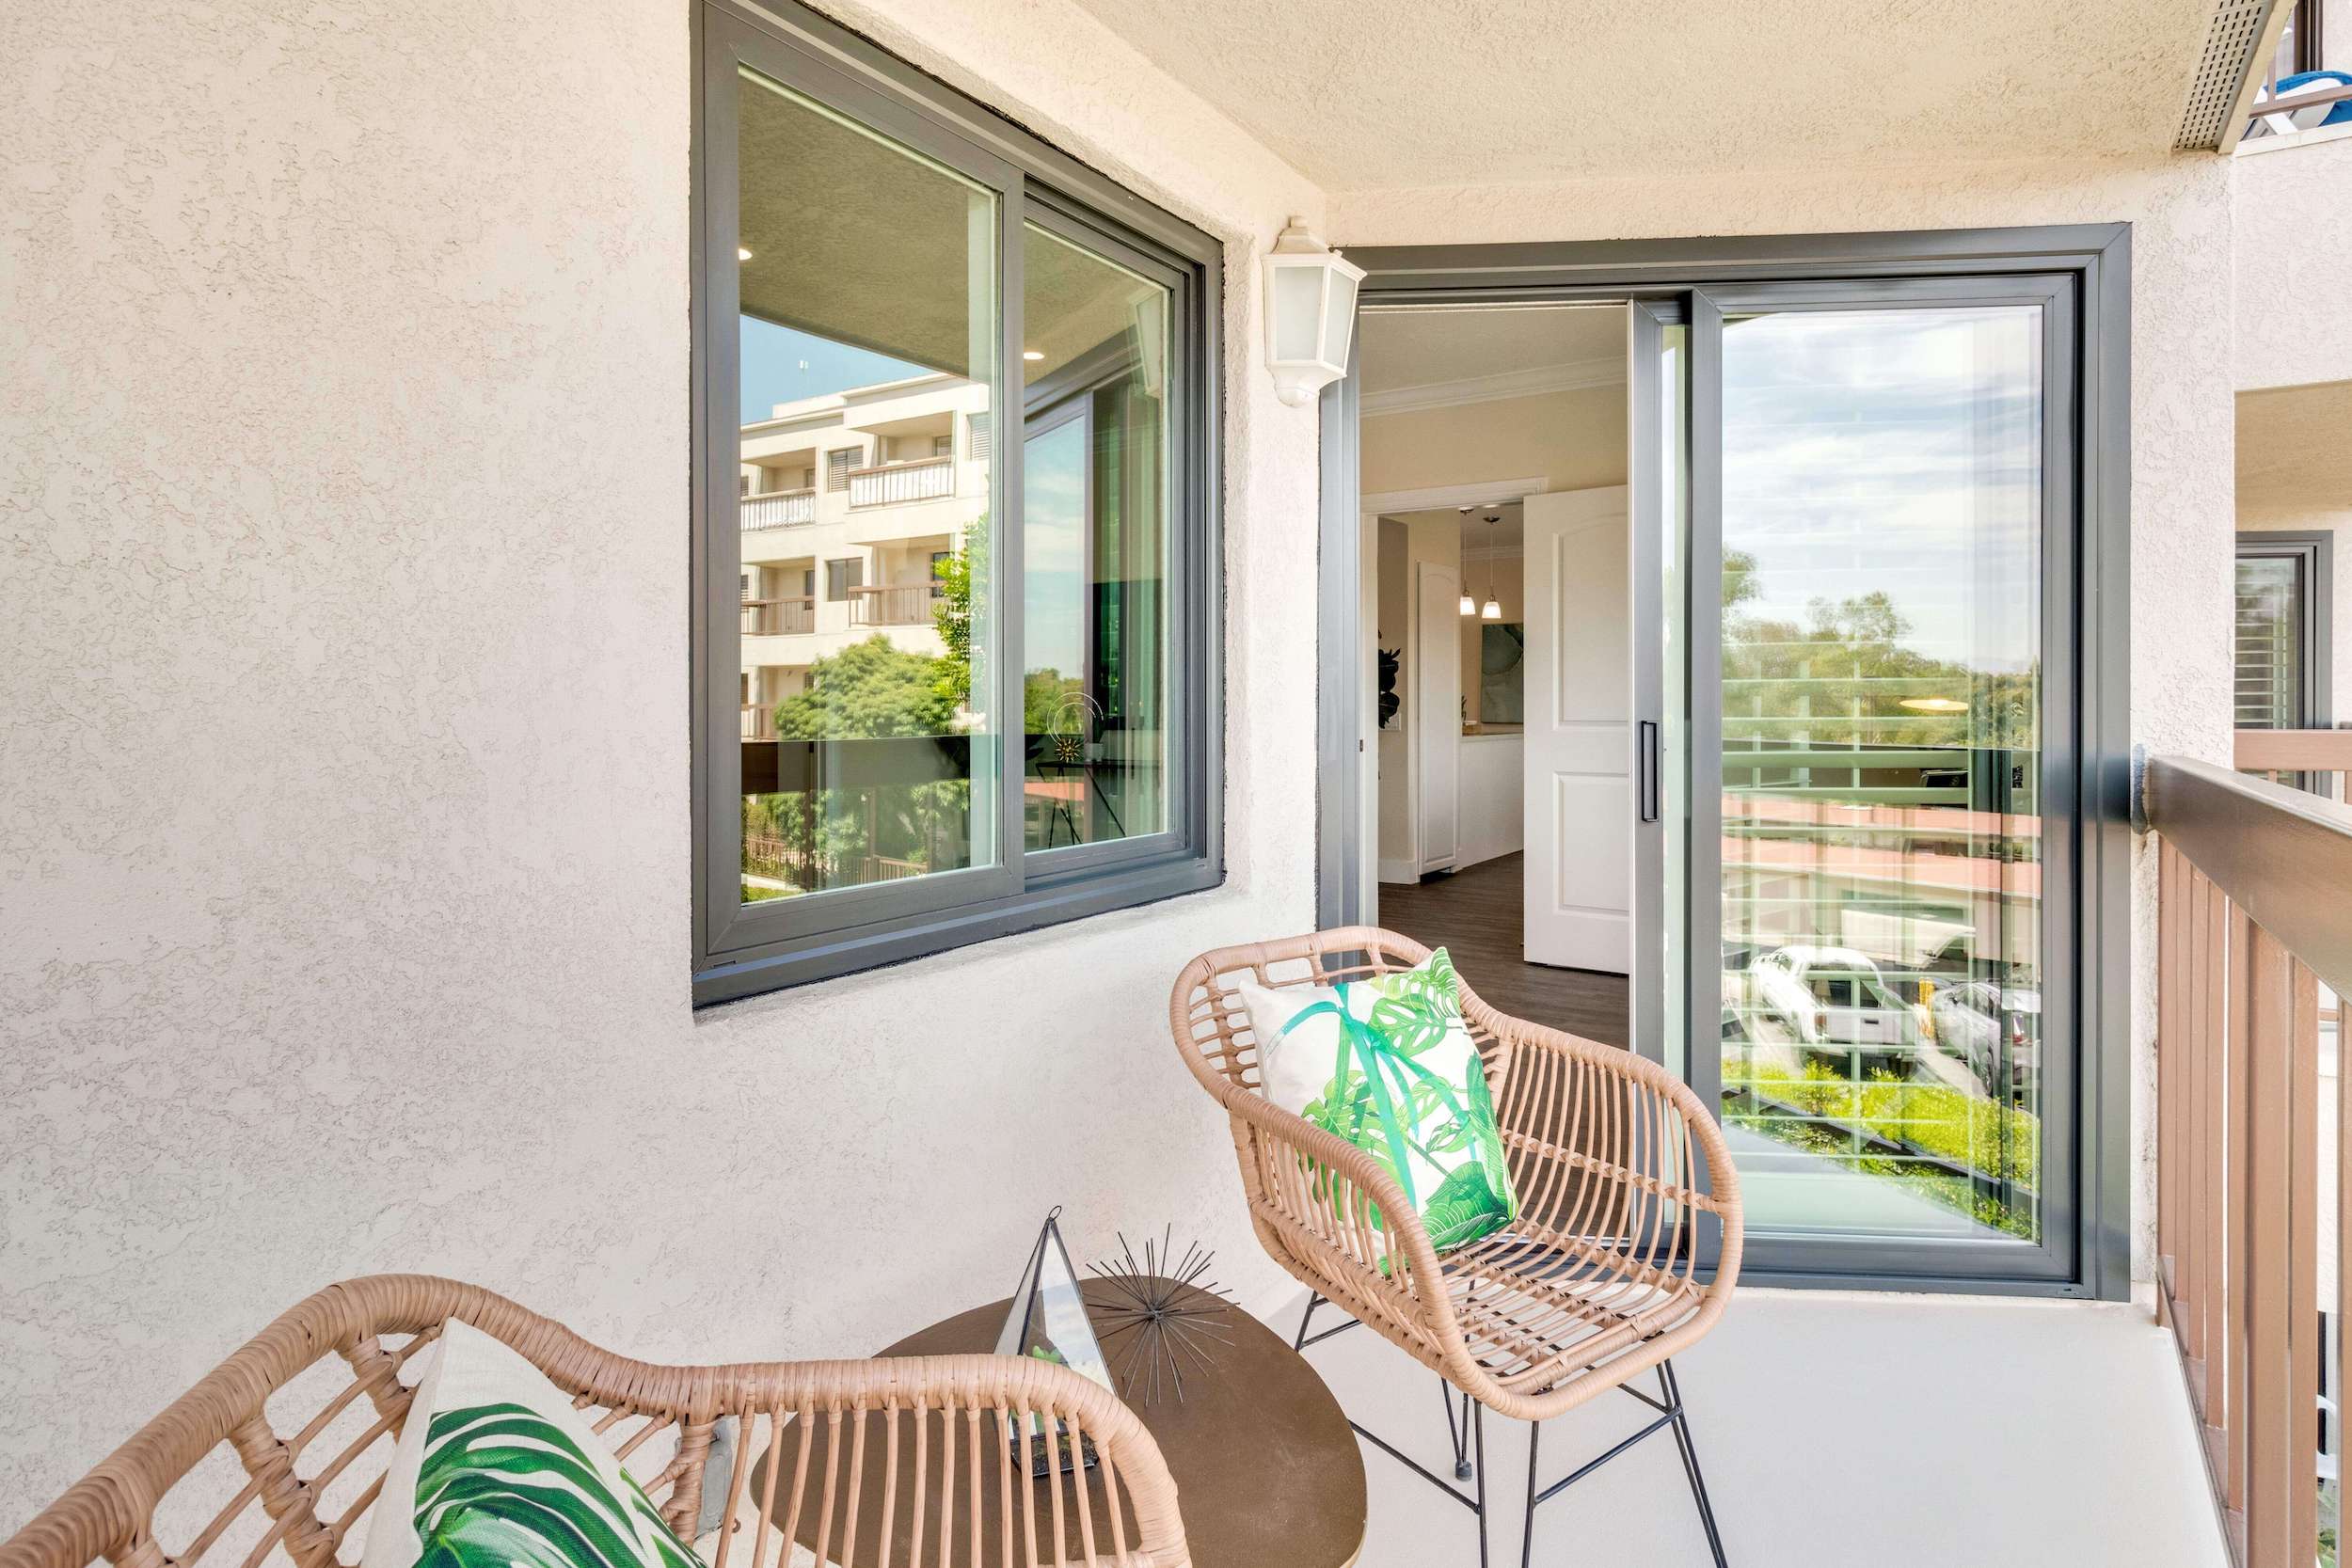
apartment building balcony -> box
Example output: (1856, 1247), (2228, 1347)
(739, 486), (815, 530)
(846, 581), (941, 626)
(848, 453), (953, 508)
(738, 594), (815, 636)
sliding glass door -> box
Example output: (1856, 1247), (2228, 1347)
(1677, 277), (2079, 1281)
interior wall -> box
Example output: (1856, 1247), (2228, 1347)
(1375, 518), (1413, 871)
(1361, 385), (1628, 497)
(1334, 154), (2238, 1287)
(0, 0), (1326, 1521)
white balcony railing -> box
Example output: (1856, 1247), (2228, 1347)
(847, 583), (942, 627)
(740, 488), (816, 530)
(849, 456), (952, 509)
(740, 595), (815, 637)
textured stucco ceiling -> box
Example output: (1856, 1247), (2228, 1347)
(1062, 0), (2218, 189)
(2238, 381), (2352, 515)
(1359, 304), (1624, 395)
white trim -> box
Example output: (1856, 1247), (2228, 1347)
(1363, 476), (1548, 516)
(2235, 118), (2352, 154)
(1377, 857), (1421, 885)
(1359, 355), (1623, 418)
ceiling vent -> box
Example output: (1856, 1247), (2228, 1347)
(2175, 0), (2280, 149)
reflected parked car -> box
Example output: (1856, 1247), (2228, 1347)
(1929, 981), (2041, 1099)
(1747, 945), (1928, 1060)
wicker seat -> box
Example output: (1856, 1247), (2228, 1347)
(1169, 927), (1741, 1562)
(0, 1275), (1188, 1568)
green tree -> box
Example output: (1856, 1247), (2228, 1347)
(773, 635), (953, 740)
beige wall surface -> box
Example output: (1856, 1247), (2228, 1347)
(1337, 154), (2238, 1286)
(0, 0), (1324, 1522)
(1361, 386), (1628, 498)
(2233, 136), (2352, 392)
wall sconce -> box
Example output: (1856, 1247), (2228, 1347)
(1264, 216), (1364, 406)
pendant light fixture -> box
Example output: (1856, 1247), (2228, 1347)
(1458, 505), (1478, 616)
(1480, 514), (1503, 620)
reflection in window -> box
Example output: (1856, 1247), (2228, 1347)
(734, 66), (995, 905)
(1020, 224), (1169, 852)
(1716, 306), (2044, 1244)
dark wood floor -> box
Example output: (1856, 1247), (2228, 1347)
(1375, 851), (1629, 1047)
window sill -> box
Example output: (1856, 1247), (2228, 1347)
(692, 851), (1223, 1006)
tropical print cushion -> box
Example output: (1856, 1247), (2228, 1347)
(1233, 946), (1518, 1260)
(361, 1319), (700, 1568)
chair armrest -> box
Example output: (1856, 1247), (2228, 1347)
(1464, 999), (1744, 1297)
(693, 1353), (1188, 1568)
(1210, 1085), (1470, 1349)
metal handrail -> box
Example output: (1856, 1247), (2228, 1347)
(2144, 752), (2352, 998)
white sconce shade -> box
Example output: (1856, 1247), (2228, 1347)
(1459, 591), (1476, 617)
(1264, 216), (1365, 407)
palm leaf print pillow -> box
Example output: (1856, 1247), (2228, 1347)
(362, 1320), (700, 1568)
(1232, 946), (1519, 1261)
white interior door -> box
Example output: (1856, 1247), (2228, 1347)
(1522, 485), (1631, 971)
(1414, 560), (1460, 873)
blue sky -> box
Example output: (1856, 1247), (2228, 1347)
(740, 317), (927, 420)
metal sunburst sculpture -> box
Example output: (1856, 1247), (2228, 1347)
(1088, 1228), (1235, 1404)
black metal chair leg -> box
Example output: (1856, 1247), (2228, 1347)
(1518, 1418), (1543, 1568)
(1442, 1375), (1475, 1481)
(1472, 1401), (1489, 1568)
(1293, 1292), (1321, 1352)
(1660, 1359), (1728, 1567)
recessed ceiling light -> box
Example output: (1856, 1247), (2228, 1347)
(1023, 350), (1045, 361)
(1899, 696), (1970, 714)
(738, 246), (753, 261)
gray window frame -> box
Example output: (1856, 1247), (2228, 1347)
(1317, 224), (2134, 1301)
(692, 0), (1223, 1005)
(2234, 530), (2334, 731)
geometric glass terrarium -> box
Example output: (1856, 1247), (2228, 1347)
(995, 1208), (1114, 1475)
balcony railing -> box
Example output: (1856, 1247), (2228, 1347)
(739, 703), (774, 741)
(740, 595), (815, 636)
(847, 583), (941, 627)
(740, 488), (816, 530)
(2236, 726), (2352, 803)
(848, 455), (952, 509)
(2148, 738), (2352, 1568)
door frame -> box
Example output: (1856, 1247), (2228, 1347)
(1315, 224), (2134, 1301)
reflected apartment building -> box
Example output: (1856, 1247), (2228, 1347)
(736, 372), (989, 737)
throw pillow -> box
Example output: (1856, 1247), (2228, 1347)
(1232, 946), (1518, 1259)
(362, 1319), (702, 1568)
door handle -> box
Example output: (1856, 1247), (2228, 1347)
(1637, 720), (1661, 824)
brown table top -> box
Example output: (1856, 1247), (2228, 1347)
(755, 1279), (1364, 1568)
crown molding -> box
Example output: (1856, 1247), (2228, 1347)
(1359, 355), (1624, 419)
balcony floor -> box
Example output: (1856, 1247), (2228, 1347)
(1280, 1285), (2226, 1567)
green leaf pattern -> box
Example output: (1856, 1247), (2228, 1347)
(1267, 948), (1519, 1264)
(413, 1403), (699, 1568)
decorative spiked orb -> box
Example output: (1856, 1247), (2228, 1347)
(1088, 1228), (1235, 1404)
(995, 1208), (1114, 1475)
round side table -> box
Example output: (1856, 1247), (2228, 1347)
(756, 1279), (1365, 1567)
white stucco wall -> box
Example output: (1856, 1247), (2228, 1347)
(0, 0), (1325, 1524)
(1335, 155), (2240, 1288)
(2233, 135), (2352, 392)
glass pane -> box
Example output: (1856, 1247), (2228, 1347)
(734, 67), (997, 905)
(2235, 554), (2306, 729)
(1716, 305), (2044, 1244)
(1661, 322), (1688, 1082)
(1020, 223), (1171, 852)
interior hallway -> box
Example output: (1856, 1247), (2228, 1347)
(1377, 851), (1629, 1048)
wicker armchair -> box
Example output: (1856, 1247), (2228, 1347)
(0, 1275), (1187, 1568)
(1170, 927), (1741, 1563)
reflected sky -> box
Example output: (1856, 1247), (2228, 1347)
(740, 317), (929, 422)
(1723, 307), (2042, 676)
(1024, 419), (1086, 683)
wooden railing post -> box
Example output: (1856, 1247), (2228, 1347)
(2243, 922), (2290, 1564)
